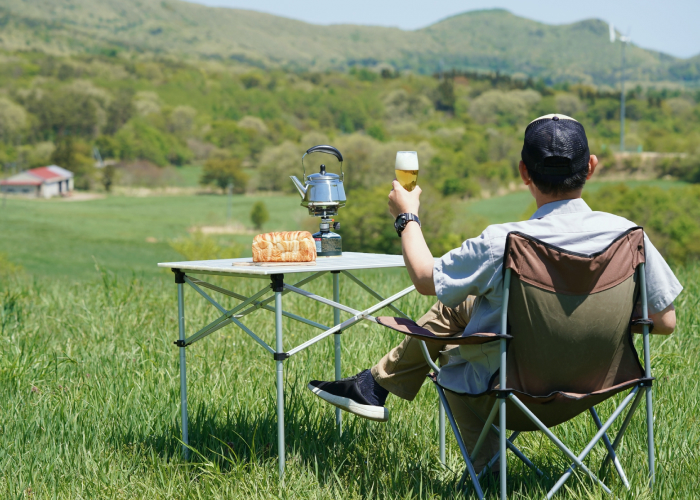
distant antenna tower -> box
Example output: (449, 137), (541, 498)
(610, 23), (631, 152)
(93, 147), (104, 168)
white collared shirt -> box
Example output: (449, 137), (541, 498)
(433, 198), (683, 394)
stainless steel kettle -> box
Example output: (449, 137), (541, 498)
(290, 145), (346, 217)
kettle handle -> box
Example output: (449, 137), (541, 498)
(302, 145), (343, 181)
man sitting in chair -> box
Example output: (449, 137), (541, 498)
(308, 114), (682, 473)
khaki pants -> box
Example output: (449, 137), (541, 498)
(371, 297), (499, 473)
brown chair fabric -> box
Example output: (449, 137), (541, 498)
(376, 316), (511, 345)
(502, 276), (645, 397)
(478, 228), (649, 429)
(503, 228), (645, 295)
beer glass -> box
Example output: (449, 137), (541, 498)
(395, 151), (419, 191)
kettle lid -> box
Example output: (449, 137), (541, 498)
(307, 164), (340, 182)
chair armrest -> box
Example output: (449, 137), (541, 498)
(376, 317), (512, 345)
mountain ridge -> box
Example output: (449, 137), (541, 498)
(0, 0), (697, 85)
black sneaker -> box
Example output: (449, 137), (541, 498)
(308, 370), (389, 422)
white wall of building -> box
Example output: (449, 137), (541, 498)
(0, 184), (40, 196)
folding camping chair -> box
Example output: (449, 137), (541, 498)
(378, 227), (656, 499)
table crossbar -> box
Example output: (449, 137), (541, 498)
(283, 283), (376, 321)
(341, 271), (409, 319)
(286, 284), (416, 357)
(190, 277), (329, 331)
(184, 278), (272, 346)
(236, 272), (326, 317)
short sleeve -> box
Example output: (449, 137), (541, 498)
(433, 229), (499, 308)
(643, 233), (683, 314)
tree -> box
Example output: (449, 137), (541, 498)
(434, 77), (456, 112)
(0, 98), (27, 140)
(104, 90), (135, 135)
(200, 157), (248, 193)
(102, 164), (115, 193)
(250, 201), (269, 230)
(51, 135), (77, 169)
(51, 135), (95, 190)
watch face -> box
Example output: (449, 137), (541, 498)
(395, 215), (406, 233)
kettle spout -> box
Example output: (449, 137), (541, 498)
(290, 176), (307, 198)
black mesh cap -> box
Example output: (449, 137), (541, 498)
(521, 114), (590, 177)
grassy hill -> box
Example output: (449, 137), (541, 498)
(0, 0), (698, 85)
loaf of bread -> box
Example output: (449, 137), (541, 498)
(252, 231), (317, 262)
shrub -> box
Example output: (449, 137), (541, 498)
(250, 201), (270, 230)
(584, 184), (700, 263)
(114, 119), (191, 166)
(659, 154), (700, 183)
(256, 141), (300, 193)
(469, 89), (541, 126)
(169, 232), (242, 261)
(199, 158), (248, 193)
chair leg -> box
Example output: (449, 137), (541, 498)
(544, 388), (639, 497)
(600, 388), (644, 476)
(477, 432), (520, 481)
(646, 386), (655, 486)
(590, 408), (630, 489)
(432, 382), (484, 500)
(547, 388), (638, 498)
(459, 396), (543, 477)
(471, 401), (499, 462)
(507, 394), (614, 497)
(499, 397), (507, 500)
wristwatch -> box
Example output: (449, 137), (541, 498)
(394, 213), (421, 237)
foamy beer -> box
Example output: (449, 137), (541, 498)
(395, 151), (419, 191)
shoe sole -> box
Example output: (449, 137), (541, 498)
(307, 384), (389, 422)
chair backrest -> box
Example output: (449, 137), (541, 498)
(502, 228), (646, 397)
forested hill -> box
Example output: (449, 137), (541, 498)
(0, 0), (698, 86)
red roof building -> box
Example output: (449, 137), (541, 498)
(1, 165), (74, 198)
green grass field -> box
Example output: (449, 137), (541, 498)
(0, 263), (697, 498)
(1, 182), (697, 498)
(0, 193), (303, 279)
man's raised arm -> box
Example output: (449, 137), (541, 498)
(388, 181), (436, 296)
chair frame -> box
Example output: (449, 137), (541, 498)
(421, 263), (655, 499)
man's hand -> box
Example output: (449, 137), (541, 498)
(388, 180), (421, 219)
(387, 180), (435, 295)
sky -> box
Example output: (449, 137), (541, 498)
(189, 0), (700, 59)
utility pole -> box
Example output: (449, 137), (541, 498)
(619, 36), (630, 153)
(610, 24), (631, 152)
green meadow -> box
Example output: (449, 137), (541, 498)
(0, 193), (300, 279)
(1, 185), (698, 499)
(0, 178), (688, 280)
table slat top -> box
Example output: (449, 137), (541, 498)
(158, 252), (414, 276)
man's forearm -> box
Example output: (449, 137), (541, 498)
(401, 221), (436, 295)
(632, 303), (676, 335)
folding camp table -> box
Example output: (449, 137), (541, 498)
(158, 252), (445, 477)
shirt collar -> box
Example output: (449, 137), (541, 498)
(529, 198), (592, 220)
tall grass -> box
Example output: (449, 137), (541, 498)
(0, 264), (698, 498)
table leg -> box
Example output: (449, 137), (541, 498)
(275, 286), (285, 479)
(177, 281), (190, 460)
(332, 271), (342, 436)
